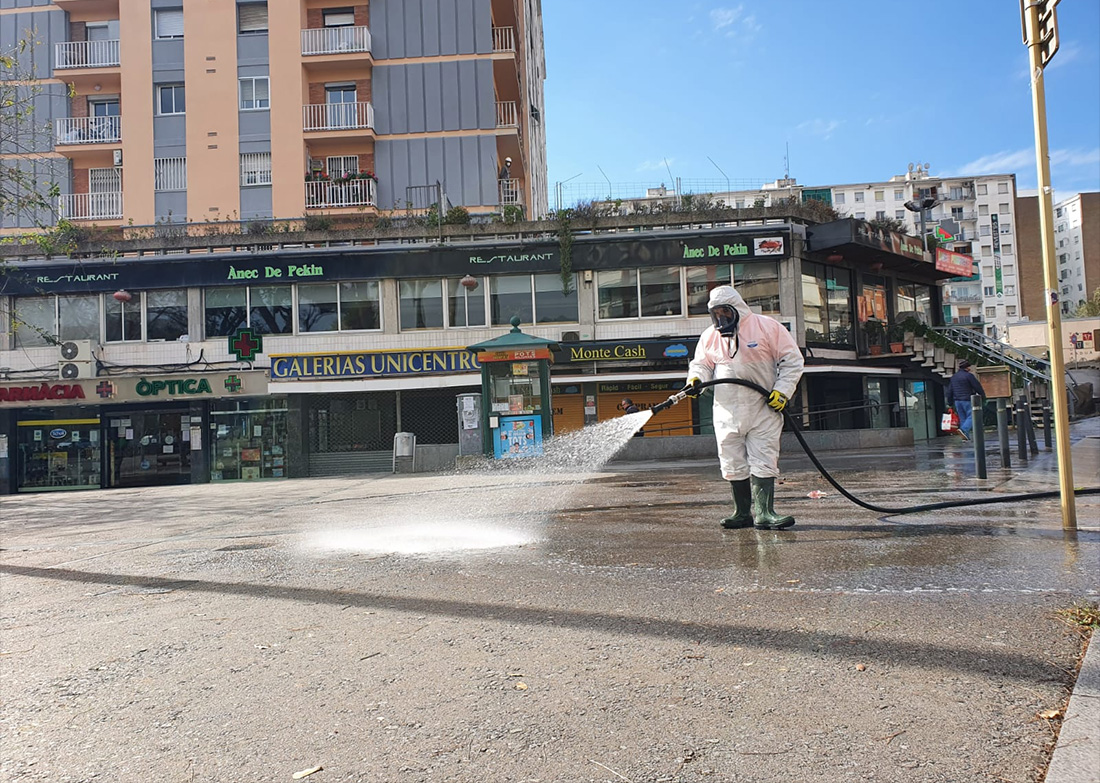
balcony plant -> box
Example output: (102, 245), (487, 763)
(862, 319), (886, 355)
(305, 170), (330, 183)
(886, 322), (906, 353)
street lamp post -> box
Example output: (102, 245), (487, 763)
(1022, 0), (1076, 529)
(903, 196), (939, 250)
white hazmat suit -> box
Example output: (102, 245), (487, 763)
(687, 286), (804, 482)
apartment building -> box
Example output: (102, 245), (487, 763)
(0, 0), (547, 229)
(1053, 192), (1100, 314)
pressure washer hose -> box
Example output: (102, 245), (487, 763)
(652, 377), (1100, 517)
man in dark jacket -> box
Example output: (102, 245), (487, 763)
(946, 360), (986, 441)
(621, 398), (644, 437)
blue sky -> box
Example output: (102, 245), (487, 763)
(542, 0), (1100, 205)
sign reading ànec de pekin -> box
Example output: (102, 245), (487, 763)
(3, 230), (793, 295)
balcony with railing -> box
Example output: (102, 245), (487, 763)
(305, 177), (377, 209)
(55, 40), (120, 69)
(301, 26), (371, 56)
(303, 102), (374, 133)
(499, 179), (522, 206)
(58, 192), (123, 220)
(944, 292), (983, 304)
(55, 116), (121, 146)
(496, 101), (518, 128)
(492, 26), (515, 53)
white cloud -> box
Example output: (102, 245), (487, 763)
(710, 6), (744, 31)
(954, 147), (1100, 176)
(795, 118), (841, 139)
(636, 158), (675, 173)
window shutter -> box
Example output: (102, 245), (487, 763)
(155, 10), (184, 39)
(238, 4), (268, 33)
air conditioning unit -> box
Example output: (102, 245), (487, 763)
(560, 331), (580, 343)
(58, 340), (96, 380)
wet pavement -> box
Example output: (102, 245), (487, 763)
(1, 420), (1098, 782)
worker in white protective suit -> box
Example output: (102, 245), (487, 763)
(685, 285), (805, 530)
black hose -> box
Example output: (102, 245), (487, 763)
(686, 377), (1100, 517)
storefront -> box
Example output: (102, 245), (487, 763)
(0, 371), (270, 493)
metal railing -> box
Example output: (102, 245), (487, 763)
(58, 192), (123, 220)
(496, 101), (518, 128)
(55, 39), (120, 69)
(492, 26), (515, 52)
(943, 293), (982, 304)
(301, 26), (371, 55)
(933, 325), (1051, 384)
(305, 178), (377, 209)
(499, 179), (522, 206)
(55, 116), (121, 145)
(303, 101), (374, 131)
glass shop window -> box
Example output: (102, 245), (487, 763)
(686, 265), (732, 316)
(249, 285), (292, 334)
(338, 281), (381, 330)
(533, 273), (578, 324)
(735, 261), (780, 315)
(205, 288), (248, 337)
(13, 296), (57, 347)
(399, 279), (444, 330)
(105, 291), (143, 342)
(448, 277), (487, 328)
(146, 289), (188, 341)
(490, 275), (533, 326)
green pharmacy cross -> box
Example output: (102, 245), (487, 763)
(224, 374), (243, 393)
(229, 328), (263, 362)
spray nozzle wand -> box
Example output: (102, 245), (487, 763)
(651, 388), (690, 414)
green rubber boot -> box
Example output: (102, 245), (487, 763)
(720, 479), (753, 529)
(751, 476), (795, 530)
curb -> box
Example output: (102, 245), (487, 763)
(1044, 633), (1100, 782)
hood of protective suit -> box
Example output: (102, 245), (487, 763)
(707, 285), (754, 322)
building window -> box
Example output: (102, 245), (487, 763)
(448, 278), (487, 328)
(997, 182), (1009, 194)
(1001, 243), (1013, 255)
(895, 210), (905, 220)
(399, 279), (444, 329)
(977, 184), (988, 195)
(980, 224), (991, 236)
(984, 286), (995, 297)
(998, 203), (1010, 214)
(1003, 264), (1014, 277)
(981, 246), (992, 258)
(157, 84), (186, 115)
(875, 210), (886, 220)
(985, 306), (997, 318)
(146, 290), (189, 341)
(874, 190), (884, 202)
(894, 189), (903, 200)
(596, 269), (638, 319)
(855, 212), (865, 220)
(238, 3), (268, 34)
(338, 281), (382, 330)
(687, 265), (733, 315)
(983, 266), (994, 277)
(13, 297), (58, 347)
(1005, 285), (1016, 297)
(297, 284), (339, 332)
(801, 262), (853, 348)
(323, 8), (356, 26)
(834, 193), (845, 205)
(154, 9), (184, 40)
(854, 191), (864, 203)
(978, 204), (989, 216)
(205, 289), (247, 337)
(154, 157), (187, 191)
(297, 281), (381, 332)
(240, 152), (272, 186)
(105, 291), (143, 342)
(326, 154), (359, 179)
(533, 273), (579, 323)
(1056, 207), (1063, 217)
(1006, 305), (1017, 317)
(249, 286), (293, 334)
(239, 77), (270, 110)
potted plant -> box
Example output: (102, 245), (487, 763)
(862, 320), (885, 355)
(886, 322), (906, 353)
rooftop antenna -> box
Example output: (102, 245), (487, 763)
(784, 142), (790, 180)
(596, 164), (612, 200)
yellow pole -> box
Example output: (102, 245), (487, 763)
(1023, 1), (1076, 529)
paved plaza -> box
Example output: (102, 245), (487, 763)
(2, 425), (1098, 782)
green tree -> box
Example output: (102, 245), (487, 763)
(1072, 287), (1100, 317)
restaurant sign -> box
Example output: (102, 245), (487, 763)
(935, 248), (975, 278)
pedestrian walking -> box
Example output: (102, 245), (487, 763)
(946, 360), (986, 442)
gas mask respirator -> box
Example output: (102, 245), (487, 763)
(709, 304), (740, 336)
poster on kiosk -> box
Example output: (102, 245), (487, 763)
(494, 415), (543, 459)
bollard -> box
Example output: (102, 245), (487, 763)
(971, 393), (986, 479)
(996, 398), (1011, 469)
(1041, 399), (1052, 449)
(1016, 396), (1028, 462)
(1024, 399), (1039, 456)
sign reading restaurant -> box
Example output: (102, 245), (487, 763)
(2, 227), (792, 296)
(271, 347), (481, 380)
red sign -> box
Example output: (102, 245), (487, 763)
(0, 383), (87, 404)
(935, 248), (974, 277)
(476, 348), (552, 362)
